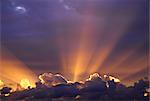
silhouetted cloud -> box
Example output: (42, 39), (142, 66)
(1, 73), (149, 100)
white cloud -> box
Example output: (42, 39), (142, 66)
(15, 6), (26, 14)
(39, 73), (67, 87)
(64, 5), (71, 10)
(86, 73), (102, 81)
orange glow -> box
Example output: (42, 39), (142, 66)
(4, 94), (10, 97)
(117, 56), (147, 77)
(88, 18), (136, 74)
(144, 93), (148, 97)
(0, 80), (4, 89)
(107, 75), (120, 83)
(54, 3), (142, 83)
(120, 57), (148, 83)
(71, 16), (97, 82)
(104, 75), (120, 83)
(0, 48), (38, 90)
(59, 12), (136, 82)
(67, 81), (74, 83)
(86, 73), (101, 81)
(0, 80), (4, 86)
(20, 79), (32, 89)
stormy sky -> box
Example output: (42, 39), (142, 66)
(1, 0), (149, 84)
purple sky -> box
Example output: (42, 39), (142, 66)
(1, 0), (149, 83)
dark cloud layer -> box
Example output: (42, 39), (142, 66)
(0, 73), (149, 100)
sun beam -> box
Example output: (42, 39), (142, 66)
(0, 47), (38, 90)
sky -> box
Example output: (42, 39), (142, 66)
(1, 0), (149, 84)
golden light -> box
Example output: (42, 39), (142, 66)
(38, 76), (45, 84)
(144, 93), (148, 97)
(86, 73), (101, 81)
(0, 80), (4, 89)
(116, 55), (148, 85)
(56, 2), (139, 83)
(20, 79), (32, 89)
(4, 94), (10, 97)
(108, 76), (120, 83)
(104, 75), (120, 83)
(0, 47), (38, 90)
(0, 80), (4, 86)
(67, 81), (74, 84)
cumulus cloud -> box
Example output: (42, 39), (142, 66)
(86, 73), (102, 81)
(86, 73), (120, 83)
(82, 73), (107, 94)
(104, 75), (120, 83)
(1, 72), (149, 100)
(39, 73), (67, 87)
